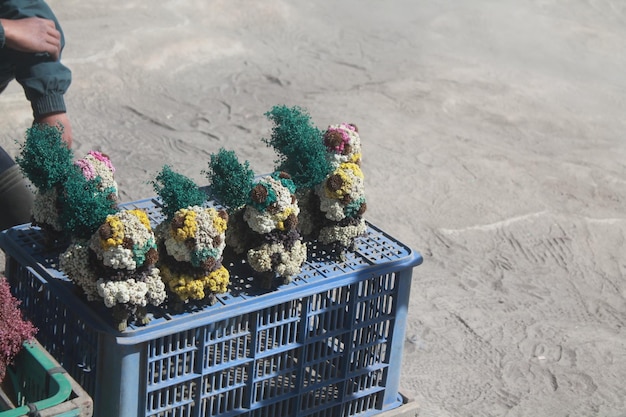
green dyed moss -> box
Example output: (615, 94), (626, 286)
(263, 105), (332, 190)
(60, 168), (118, 240)
(271, 171), (297, 194)
(16, 124), (74, 191)
(152, 166), (206, 221)
(205, 148), (254, 211)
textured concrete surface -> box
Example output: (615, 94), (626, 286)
(2, 1), (625, 416)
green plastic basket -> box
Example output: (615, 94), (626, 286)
(0, 340), (92, 417)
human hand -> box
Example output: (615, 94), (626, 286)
(0, 17), (62, 60)
(36, 113), (73, 147)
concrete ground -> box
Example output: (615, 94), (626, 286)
(1, 1), (625, 416)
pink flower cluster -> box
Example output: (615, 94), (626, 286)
(89, 151), (115, 172)
(0, 277), (37, 381)
(74, 151), (116, 180)
(324, 123), (356, 153)
(74, 158), (97, 180)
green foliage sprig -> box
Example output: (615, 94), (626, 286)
(205, 148), (254, 211)
(263, 105), (332, 190)
(60, 168), (118, 240)
(152, 165), (207, 221)
(16, 124), (73, 190)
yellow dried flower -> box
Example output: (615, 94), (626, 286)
(340, 162), (363, 178)
(167, 273), (204, 300)
(325, 163), (363, 200)
(212, 211), (228, 234)
(204, 266), (230, 294)
(349, 153), (362, 164)
(276, 207), (294, 231)
(161, 264), (229, 301)
(173, 208), (198, 241)
(128, 209), (152, 231)
(186, 279), (205, 300)
(101, 215), (124, 249)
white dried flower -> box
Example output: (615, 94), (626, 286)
(96, 279), (149, 308)
(59, 242), (100, 301)
(144, 268), (166, 306)
(32, 188), (62, 231)
(101, 246), (136, 270)
(318, 221), (367, 247)
(244, 176), (299, 234)
(318, 198), (346, 222)
(247, 240), (307, 279)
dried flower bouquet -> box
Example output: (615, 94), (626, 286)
(152, 166), (230, 309)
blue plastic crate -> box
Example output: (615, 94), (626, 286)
(0, 197), (422, 417)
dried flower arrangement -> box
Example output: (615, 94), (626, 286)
(59, 205), (166, 331)
(16, 124), (118, 242)
(60, 206), (166, 331)
(16, 124), (74, 239)
(152, 166), (230, 309)
(0, 276), (37, 383)
(16, 125), (165, 331)
(206, 149), (306, 288)
(263, 106), (367, 255)
(317, 123), (367, 251)
(244, 172), (307, 285)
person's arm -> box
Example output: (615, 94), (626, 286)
(0, 0), (73, 146)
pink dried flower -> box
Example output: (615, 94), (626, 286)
(323, 124), (352, 153)
(74, 158), (97, 180)
(88, 151), (115, 173)
(0, 277), (37, 382)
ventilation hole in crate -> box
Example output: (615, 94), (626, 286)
(147, 379), (196, 416)
(204, 332), (251, 368)
(301, 383), (341, 411)
(201, 369), (248, 415)
(148, 330), (199, 386)
(303, 338), (344, 387)
(256, 318), (300, 353)
(254, 349), (300, 393)
(202, 366), (248, 394)
(249, 397), (298, 417)
(343, 390), (384, 416)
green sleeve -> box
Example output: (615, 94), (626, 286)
(0, 0), (72, 118)
(0, 21), (5, 48)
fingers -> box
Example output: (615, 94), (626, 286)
(45, 37), (61, 61)
(2, 17), (63, 60)
(43, 19), (61, 60)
